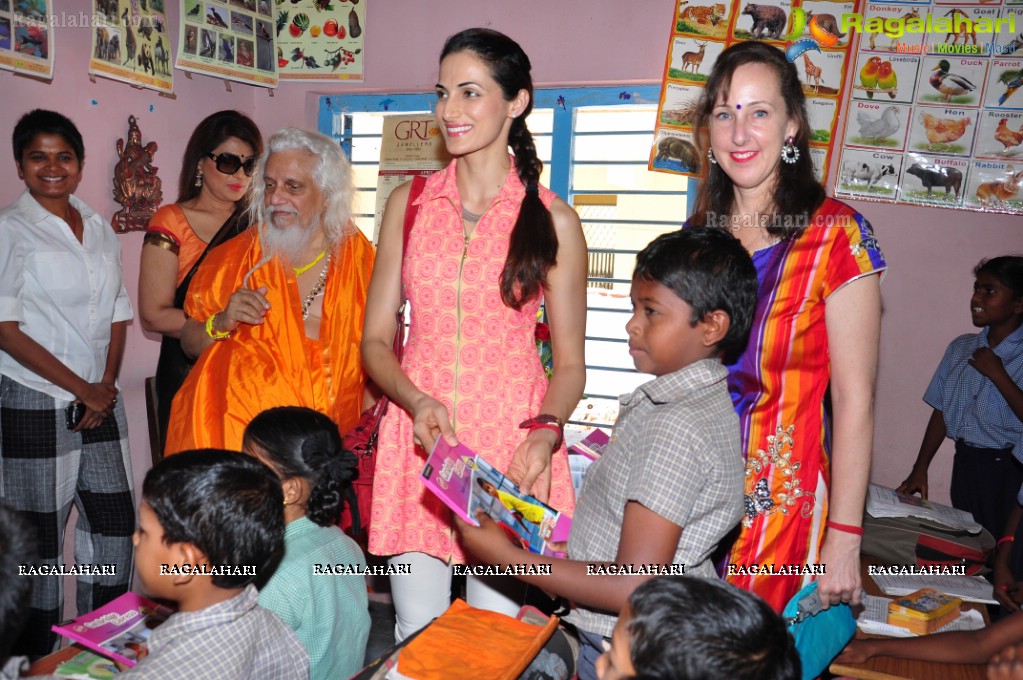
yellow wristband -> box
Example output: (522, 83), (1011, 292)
(205, 313), (231, 341)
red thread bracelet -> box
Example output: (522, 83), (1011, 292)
(525, 422), (563, 444)
(998, 536), (1015, 548)
(826, 520), (864, 536)
(519, 415), (565, 450)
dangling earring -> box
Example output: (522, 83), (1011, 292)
(194, 168), (204, 187)
(707, 148), (717, 165)
(780, 137), (800, 164)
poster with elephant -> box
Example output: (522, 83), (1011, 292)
(275, 0), (364, 81)
(834, 0), (1023, 214)
(650, 0), (861, 182)
(0, 0), (54, 79)
(174, 0), (277, 88)
(90, 0), (172, 93)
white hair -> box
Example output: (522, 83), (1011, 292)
(243, 127), (356, 284)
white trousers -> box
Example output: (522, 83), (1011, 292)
(388, 552), (525, 641)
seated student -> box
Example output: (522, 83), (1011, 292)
(0, 502), (35, 680)
(122, 450), (308, 679)
(597, 575), (800, 680)
(457, 228), (758, 680)
(242, 407), (370, 680)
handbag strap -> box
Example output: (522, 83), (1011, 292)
(172, 207), (248, 308)
(394, 176), (427, 364)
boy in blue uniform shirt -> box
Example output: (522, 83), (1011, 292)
(457, 228), (758, 680)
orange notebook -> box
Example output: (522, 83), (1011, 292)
(396, 599), (558, 680)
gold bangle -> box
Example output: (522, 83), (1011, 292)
(205, 313), (231, 341)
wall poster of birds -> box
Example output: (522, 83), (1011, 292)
(90, 0), (173, 93)
(650, 0), (861, 181)
(0, 0), (53, 79)
(175, 0), (278, 88)
(836, 0), (1023, 214)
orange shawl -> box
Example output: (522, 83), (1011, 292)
(164, 228), (374, 454)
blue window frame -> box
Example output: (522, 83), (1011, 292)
(318, 87), (697, 430)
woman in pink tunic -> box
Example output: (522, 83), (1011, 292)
(361, 28), (587, 640)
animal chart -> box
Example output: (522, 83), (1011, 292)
(90, 0), (172, 93)
(0, 0), (54, 79)
(175, 0), (277, 88)
(650, 0), (861, 183)
(834, 1), (1023, 214)
(275, 0), (364, 81)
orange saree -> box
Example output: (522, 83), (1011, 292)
(164, 228), (374, 454)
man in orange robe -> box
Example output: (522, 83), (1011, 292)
(165, 128), (374, 454)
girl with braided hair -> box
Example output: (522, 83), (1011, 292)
(362, 27), (587, 640)
(243, 406), (370, 680)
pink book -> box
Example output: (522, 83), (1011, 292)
(52, 592), (172, 667)
(421, 438), (572, 556)
(568, 428), (611, 461)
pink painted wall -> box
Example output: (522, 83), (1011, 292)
(0, 0), (1019, 535)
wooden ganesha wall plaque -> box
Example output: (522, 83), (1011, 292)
(112, 115), (162, 233)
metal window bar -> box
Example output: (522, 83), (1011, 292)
(318, 88), (696, 432)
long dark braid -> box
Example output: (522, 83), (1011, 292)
(441, 28), (559, 309)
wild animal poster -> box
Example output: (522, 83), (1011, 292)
(0, 0), (54, 79)
(175, 0), (277, 88)
(90, 0), (173, 93)
(834, 1), (1023, 215)
(650, 0), (861, 183)
(275, 0), (363, 81)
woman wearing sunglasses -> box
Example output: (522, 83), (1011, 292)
(139, 110), (262, 455)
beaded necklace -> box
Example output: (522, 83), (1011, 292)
(301, 254), (331, 320)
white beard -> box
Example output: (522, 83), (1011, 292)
(262, 217), (318, 266)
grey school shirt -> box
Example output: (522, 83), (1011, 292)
(566, 358), (744, 638)
(120, 585), (309, 679)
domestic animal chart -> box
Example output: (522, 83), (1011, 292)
(89, 0), (172, 93)
(834, 0), (1022, 214)
(0, 0), (53, 79)
(650, 0), (861, 182)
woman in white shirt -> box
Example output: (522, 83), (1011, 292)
(0, 109), (134, 659)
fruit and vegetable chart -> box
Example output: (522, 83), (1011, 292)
(650, 0), (861, 183)
(0, 0), (54, 79)
(175, 0), (279, 87)
(275, 0), (362, 81)
(835, 0), (1023, 214)
(90, 0), (172, 93)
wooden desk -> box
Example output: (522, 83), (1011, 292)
(27, 643), (94, 676)
(828, 561), (989, 680)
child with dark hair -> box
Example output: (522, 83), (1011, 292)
(243, 406), (370, 680)
(896, 256), (1023, 609)
(121, 449), (307, 678)
(458, 228), (757, 680)
(0, 502), (36, 679)
(597, 575), (800, 680)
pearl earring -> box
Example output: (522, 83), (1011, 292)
(780, 137), (800, 165)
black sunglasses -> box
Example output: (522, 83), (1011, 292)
(206, 152), (257, 177)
